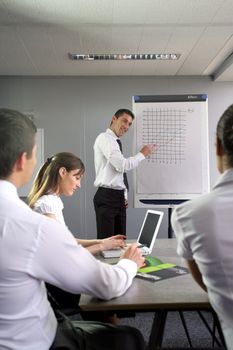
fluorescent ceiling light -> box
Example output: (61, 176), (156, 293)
(69, 53), (180, 61)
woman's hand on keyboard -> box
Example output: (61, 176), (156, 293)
(99, 235), (126, 251)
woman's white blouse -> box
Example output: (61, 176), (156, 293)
(34, 193), (66, 225)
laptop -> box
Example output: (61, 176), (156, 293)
(101, 209), (164, 258)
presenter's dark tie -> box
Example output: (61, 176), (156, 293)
(116, 138), (129, 191)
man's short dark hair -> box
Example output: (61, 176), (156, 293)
(0, 108), (37, 178)
(114, 109), (135, 120)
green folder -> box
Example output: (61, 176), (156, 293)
(137, 256), (189, 282)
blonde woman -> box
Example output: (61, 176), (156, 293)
(28, 152), (126, 255)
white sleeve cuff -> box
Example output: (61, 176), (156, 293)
(117, 258), (138, 277)
(138, 152), (146, 160)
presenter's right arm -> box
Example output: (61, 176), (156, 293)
(96, 133), (150, 173)
(28, 216), (140, 300)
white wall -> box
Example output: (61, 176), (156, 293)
(1, 76), (233, 239)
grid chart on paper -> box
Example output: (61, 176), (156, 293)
(141, 107), (187, 164)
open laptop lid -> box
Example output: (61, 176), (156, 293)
(137, 209), (164, 253)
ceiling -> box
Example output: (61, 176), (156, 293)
(1, 0), (233, 81)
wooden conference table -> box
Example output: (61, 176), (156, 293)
(79, 239), (211, 349)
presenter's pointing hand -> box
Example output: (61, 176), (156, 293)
(140, 144), (155, 157)
(121, 243), (145, 269)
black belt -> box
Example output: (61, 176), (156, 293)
(98, 187), (124, 193)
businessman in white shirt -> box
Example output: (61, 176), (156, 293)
(0, 108), (146, 350)
(93, 108), (154, 239)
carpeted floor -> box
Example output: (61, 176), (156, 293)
(120, 311), (225, 348)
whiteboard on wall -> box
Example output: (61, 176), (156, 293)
(18, 128), (44, 197)
(133, 95), (209, 208)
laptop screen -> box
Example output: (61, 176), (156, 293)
(137, 210), (164, 249)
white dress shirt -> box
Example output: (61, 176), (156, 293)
(0, 180), (138, 350)
(34, 193), (65, 225)
(171, 169), (233, 350)
(94, 128), (145, 196)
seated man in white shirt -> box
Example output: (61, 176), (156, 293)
(0, 108), (146, 350)
(171, 104), (233, 349)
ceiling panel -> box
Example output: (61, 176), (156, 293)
(56, 0), (114, 25)
(139, 27), (172, 52)
(0, 0), (233, 80)
(109, 61), (135, 75)
(212, 0), (233, 23)
(48, 27), (82, 54)
(131, 60), (176, 76)
(177, 0), (224, 24)
(74, 27), (113, 53)
(70, 61), (111, 75)
(178, 26), (233, 75)
(113, 0), (147, 24)
(0, 26), (38, 74)
(145, 0), (185, 24)
(0, 0), (114, 25)
(110, 27), (143, 52)
(204, 34), (233, 76)
(17, 27), (57, 73)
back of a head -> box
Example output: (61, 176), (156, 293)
(0, 108), (37, 179)
(217, 105), (233, 166)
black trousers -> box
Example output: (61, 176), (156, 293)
(50, 319), (145, 350)
(93, 187), (126, 239)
